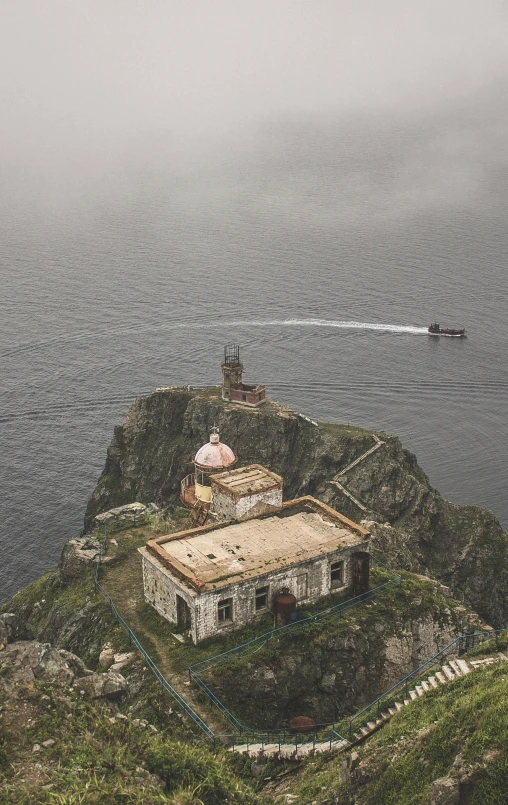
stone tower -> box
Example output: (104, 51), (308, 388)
(221, 345), (266, 407)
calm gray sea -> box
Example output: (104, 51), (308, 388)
(1, 106), (507, 602)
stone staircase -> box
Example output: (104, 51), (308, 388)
(326, 435), (385, 513)
(229, 654), (501, 760)
(333, 435), (384, 480)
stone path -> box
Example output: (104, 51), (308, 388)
(229, 654), (504, 759)
(326, 435), (384, 513)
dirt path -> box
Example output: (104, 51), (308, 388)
(101, 544), (229, 736)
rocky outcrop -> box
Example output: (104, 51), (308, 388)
(202, 577), (485, 728)
(0, 639), (128, 701)
(84, 387), (508, 628)
(74, 670), (129, 701)
(59, 533), (102, 584)
(93, 502), (149, 530)
(0, 612), (33, 648)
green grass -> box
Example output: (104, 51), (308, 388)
(292, 661), (508, 805)
(463, 633), (508, 658)
(0, 680), (266, 805)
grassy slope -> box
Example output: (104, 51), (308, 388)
(0, 680), (264, 805)
(289, 659), (508, 805)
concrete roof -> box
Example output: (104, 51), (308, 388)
(211, 464), (282, 498)
(144, 497), (370, 593)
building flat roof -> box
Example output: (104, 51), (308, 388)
(144, 497), (369, 593)
(210, 464), (282, 498)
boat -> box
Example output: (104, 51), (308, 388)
(428, 322), (466, 337)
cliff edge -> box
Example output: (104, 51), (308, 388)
(85, 387), (508, 628)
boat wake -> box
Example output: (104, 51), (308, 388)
(220, 319), (428, 334)
(0, 318), (427, 361)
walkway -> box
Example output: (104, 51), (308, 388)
(228, 653), (506, 758)
(326, 434), (384, 513)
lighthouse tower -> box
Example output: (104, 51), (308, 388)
(221, 345), (267, 406)
(193, 430), (236, 503)
(221, 344), (243, 401)
(180, 428), (236, 524)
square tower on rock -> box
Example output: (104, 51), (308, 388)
(221, 344), (266, 406)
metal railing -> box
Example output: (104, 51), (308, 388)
(93, 523), (507, 752)
(94, 525), (214, 739)
(180, 473), (195, 494)
(334, 626), (508, 740)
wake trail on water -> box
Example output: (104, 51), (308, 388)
(231, 319), (428, 334)
(0, 318), (428, 361)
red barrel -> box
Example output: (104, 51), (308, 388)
(289, 716), (315, 734)
(274, 592), (296, 625)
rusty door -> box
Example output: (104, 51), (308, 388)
(352, 552), (370, 597)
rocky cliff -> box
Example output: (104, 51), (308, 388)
(201, 573), (485, 728)
(85, 387), (508, 628)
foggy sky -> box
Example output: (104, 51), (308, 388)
(2, 0), (508, 182)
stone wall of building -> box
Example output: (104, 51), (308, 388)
(211, 486), (283, 523)
(141, 540), (369, 643)
(141, 551), (196, 630)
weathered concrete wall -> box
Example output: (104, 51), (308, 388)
(230, 387), (266, 406)
(140, 551), (196, 635)
(212, 487), (283, 522)
(140, 541), (369, 643)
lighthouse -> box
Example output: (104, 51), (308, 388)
(180, 428), (236, 524)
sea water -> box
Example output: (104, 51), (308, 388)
(1, 112), (507, 602)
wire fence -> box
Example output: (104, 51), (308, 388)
(93, 522), (507, 752)
(335, 626), (508, 740)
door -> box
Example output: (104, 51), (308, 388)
(176, 594), (191, 630)
(352, 552), (370, 597)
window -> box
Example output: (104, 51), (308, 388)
(218, 598), (233, 623)
(255, 586), (269, 611)
(296, 573), (308, 598)
(330, 560), (344, 587)
(242, 394), (247, 401)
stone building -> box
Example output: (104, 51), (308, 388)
(139, 485), (370, 644)
(210, 464), (283, 522)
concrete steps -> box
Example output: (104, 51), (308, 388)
(230, 654), (506, 758)
(334, 437), (385, 479)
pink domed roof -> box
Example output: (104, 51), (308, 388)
(194, 433), (236, 470)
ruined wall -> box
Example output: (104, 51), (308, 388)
(140, 550), (196, 631)
(229, 387), (266, 406)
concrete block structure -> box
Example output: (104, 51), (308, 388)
(139, 495), (370, 644)
(210, 464), (283, 522)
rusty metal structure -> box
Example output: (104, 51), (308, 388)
(221, 345), (266, 407)
(274, 590), (297, 625)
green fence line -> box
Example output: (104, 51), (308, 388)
(93, 523), (506, 752)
